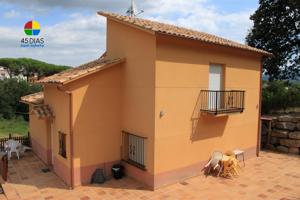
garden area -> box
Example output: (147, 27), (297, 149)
(0, 58), (69, 139)
(0, 117), (28, 138)
(0, 78), (40, 138)
(262, 81), (300, 114)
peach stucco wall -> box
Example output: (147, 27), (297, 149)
(43, 85), (71, 186)
(42, 18), (157, 187)
(106, 19), (156, 184)
(66, 64), (122, 186)
(153, 35), (261, 187)
(29, 107), (51, 164)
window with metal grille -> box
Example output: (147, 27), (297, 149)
(122, 131), (146, 169)
(59, 131), (66, 158)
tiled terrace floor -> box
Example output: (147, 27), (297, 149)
(1, 151), (300, 200)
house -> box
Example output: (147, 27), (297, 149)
(0, 67), (10, 80)
(20, 11), (272, 189)
(0, 66), (28, 81)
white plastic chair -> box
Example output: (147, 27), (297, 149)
(205, 151), (223, 176)
(5, 140), (21, 160)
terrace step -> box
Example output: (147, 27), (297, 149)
(0, 194), (7, 200)
(1, 184), (21, 200)
(0, 182), (7, 200)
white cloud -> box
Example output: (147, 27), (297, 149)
(0, 14), (106, 66)
(0, 0), (255, 66)
(3, 9), (20, 19)
(0, 0), (128, 12)
(143, 0), (253, 43)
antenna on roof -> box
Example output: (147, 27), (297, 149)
(126, 0), (144, 17)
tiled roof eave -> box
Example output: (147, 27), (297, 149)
(98, 11), (272, 57)
(37, 57), (125, 85)
(60, 58), (125, 85)
(20, 92), (44, 105)
(19, 99), (42, 105)
(156, 31), (272, 56)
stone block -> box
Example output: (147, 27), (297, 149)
(275, 122), (296, 131)
(266, 144), (276, 151)
(279, 139), (300, 148)
(297, 123), (300, 130)
(288, 147), (299, 154)
(270, 137), (279, 145)
(289, 131), (300, 140)
(261, 135), (267, 143)
(295, 116), (300, 122)
(271, 129), (289, 138)
(277, 115), (297, 122)
(276, 145), (289, 153)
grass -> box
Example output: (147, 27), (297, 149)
(0, 118), (28, 138)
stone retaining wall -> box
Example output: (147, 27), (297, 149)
(261, 114), (300, 155)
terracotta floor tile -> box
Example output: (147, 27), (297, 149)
(1, 151), (300, 200)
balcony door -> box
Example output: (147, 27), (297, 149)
(209, 64), (223, 109)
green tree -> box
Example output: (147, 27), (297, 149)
(0, 58), (20, 78)
(0, 79), (42, 119)
(246, 0), (300, 80)
(0, 58), (70, 80)
(262, 81), (300, 113)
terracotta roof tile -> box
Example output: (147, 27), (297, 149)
(98, 11), (272, 56)
(37, 56), (124, 84)
(32, 104), (54, 119)
(20, 92), (44, 105)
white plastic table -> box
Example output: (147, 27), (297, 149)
(233, 149), (245, 167)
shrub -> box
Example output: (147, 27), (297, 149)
(0, 79), (42, 120)
(262, 81), (300, 114)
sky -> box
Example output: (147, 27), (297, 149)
(0, 0), (259, 67)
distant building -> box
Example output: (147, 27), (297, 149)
(13, 73), (27, 81)
(0, 67), (10, 80)
(0, 66), (28, 81)
(28, 73), (39, 83)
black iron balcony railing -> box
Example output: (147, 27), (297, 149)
(200, 90), (245, 115)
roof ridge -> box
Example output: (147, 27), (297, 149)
(112, 13), (236, 42)
(98, 11), (272, 56)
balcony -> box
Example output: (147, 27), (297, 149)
(200, 90), (245, 115)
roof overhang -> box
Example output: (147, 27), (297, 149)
(37, 57), (125, 86)
(155, 32), (273, 58)
(98, 11), (273, 57)
(20, 92), (54, 119)
(20, 92), (44, 105)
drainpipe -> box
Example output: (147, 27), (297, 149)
(256, 59), (263, 157)
(57, 86), (74, 189)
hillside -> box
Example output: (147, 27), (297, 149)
(0, 57), (70, 79)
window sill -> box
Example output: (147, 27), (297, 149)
(122, 159), (146, 171)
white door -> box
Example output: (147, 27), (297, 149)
(209, 64), (223, 109)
